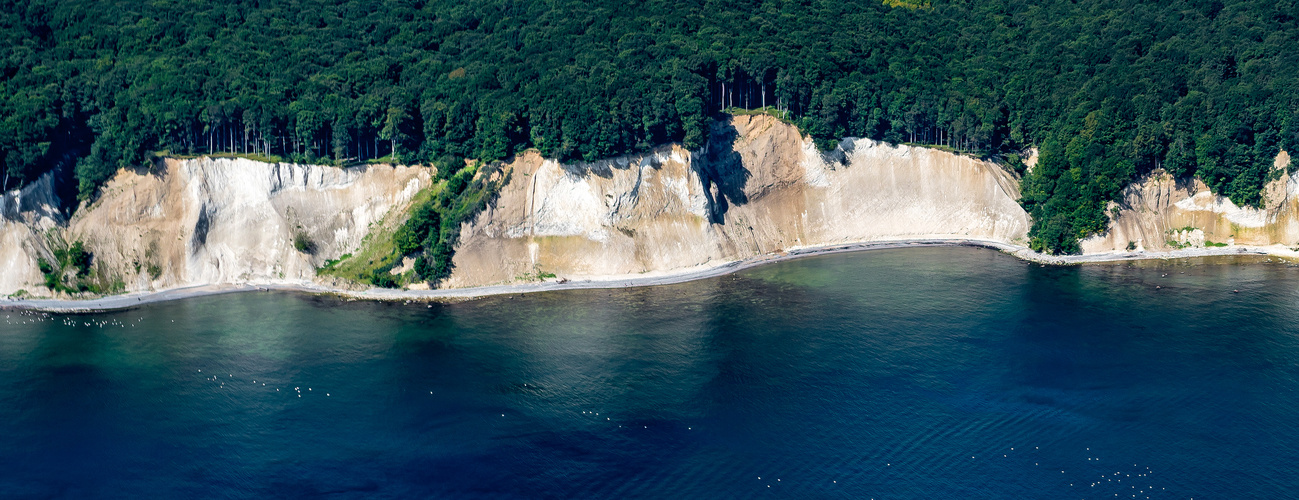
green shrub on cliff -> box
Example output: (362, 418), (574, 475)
(293, 232), (315, 254)
(398, 163), (506, 286)
(318, 163), (503, 288)
(38, 237), (95, 294)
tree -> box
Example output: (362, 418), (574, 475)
(380, 106), (409, 162)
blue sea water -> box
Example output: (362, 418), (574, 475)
(2, 247), (1298, 498)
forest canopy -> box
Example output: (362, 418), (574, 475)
(2, 0), (1297, 253)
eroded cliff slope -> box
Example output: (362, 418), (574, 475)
(446, 115), (1030, 287)
(0, 173), (65, 294)
(1080, 151), (1294, 253)
(0, 158), (430, 296)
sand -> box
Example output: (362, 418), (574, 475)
(4, 238), (1286, 313)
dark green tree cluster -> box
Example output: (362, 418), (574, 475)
(3, 0), (1297, 253)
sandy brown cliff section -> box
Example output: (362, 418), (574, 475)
(445, 115), (1031, 287)
(1081, 151), (1294, 253)
(0, 158), (430, 297)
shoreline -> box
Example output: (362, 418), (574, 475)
(4, 238), (1292, 313)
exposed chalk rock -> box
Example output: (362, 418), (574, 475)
(1080, 151), (1293, 253)
(0, 172), (65, 294)
(446, 115), (1031, 287)
(0, 158), (430, 296)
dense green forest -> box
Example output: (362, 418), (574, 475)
(2, 0), (1297, 263)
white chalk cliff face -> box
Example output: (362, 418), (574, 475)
(1080, 151), (1294, 253)
(446, 115), (1031, 287)
(0, 157), (430, 296)
(0, 172), (65, 294)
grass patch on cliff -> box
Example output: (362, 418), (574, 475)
(516, 268), (557, 282)
(168, 152), (286, 164)
(726, 107), (793, 125)
(318, 162), (506, 288)
(319, 182), (442, 285)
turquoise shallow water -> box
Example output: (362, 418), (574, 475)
(3, 247), (1299, 498)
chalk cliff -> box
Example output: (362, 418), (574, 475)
(0, 172), (65, 294)
(0, 158), (430, 296)
(1080, 151), (1294, 252)
(446, 115), (1030, 287)
(4, 114), (1292, 299)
